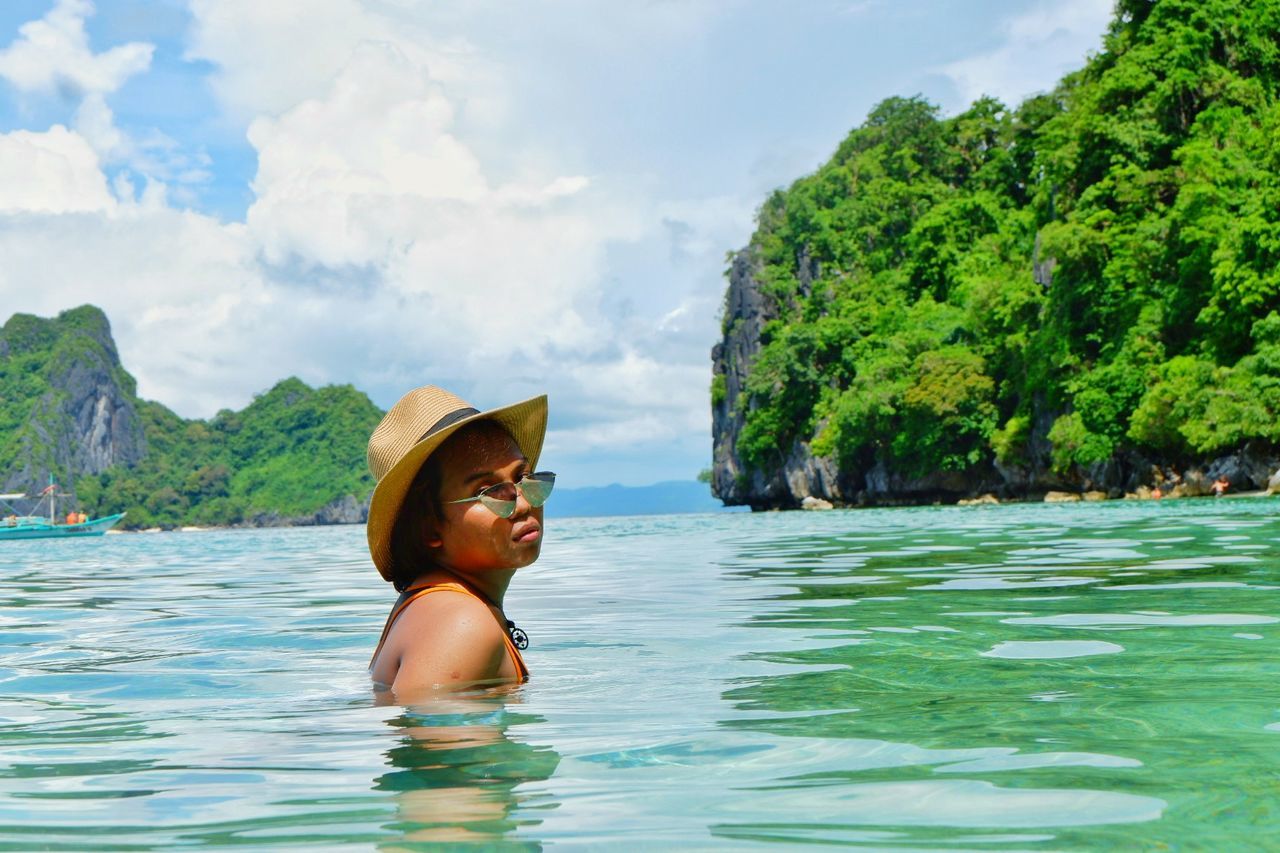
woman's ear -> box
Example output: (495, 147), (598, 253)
(423, 518), (443, 550)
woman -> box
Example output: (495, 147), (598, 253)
(366, 385), (553, 698)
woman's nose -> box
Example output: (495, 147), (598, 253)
(510, 484), (533, 518)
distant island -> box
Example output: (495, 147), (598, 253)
(712, 0), (1280, 509)
(548, 480), (744, 518)
(0, 305), (723, 529)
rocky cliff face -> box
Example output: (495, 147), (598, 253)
(0, 306), (146, 496)
(711, 248), (856, 508)
(2, 305), (381, 528)
(238, 493), (371, 528)
(710, 249), (772, 507)
(710, 253), (1280, 508)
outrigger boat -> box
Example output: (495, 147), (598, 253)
(0, 477), (124, 541)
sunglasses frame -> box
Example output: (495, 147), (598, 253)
(444, 472), (556, 518)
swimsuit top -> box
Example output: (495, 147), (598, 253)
(368, 581), (529, 682)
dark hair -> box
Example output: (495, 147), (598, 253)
(385, 420), (520, 592)
(387, 453), (446, 592)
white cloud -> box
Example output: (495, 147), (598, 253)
(72, 92), (127, 160)
(240, 35), (627, 367)
(0, 1), (751, 485)
(245, 42), (488, 267)
(0, 126), (115, 214)
(0, 205), (265, 411)
(185, 0), (475, 122)
(939, 0), (1113, 107)
(0, 0), (152, 97)
(0, 0), (206, 204)
(0, 4), (645, 429)
(72, 90), (208, 193)
(569, 349), (709, 423)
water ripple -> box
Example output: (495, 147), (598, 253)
(0, 501), (1277, 847)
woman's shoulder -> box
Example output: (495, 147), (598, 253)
(391, 585), (506, 649)
(378, 584), (512, 693)
(393, 582), (490, 622)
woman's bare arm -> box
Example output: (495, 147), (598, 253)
(384, 592), (510, 699)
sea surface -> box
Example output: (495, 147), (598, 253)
(1, 499), (1278, 849)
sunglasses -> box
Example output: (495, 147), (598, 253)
(445, 472), (556, 518)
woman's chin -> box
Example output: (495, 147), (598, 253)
(510, 542), (543, 568)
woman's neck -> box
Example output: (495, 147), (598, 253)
(412, 567), (515, 609)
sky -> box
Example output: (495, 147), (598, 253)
(0, 0), (1114, 488)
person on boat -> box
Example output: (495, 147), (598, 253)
(367, 385), (552, 700)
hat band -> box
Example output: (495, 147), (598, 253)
(418, 406), (481, 442)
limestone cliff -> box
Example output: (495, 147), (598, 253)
(712, 247), (863, 508)
(0, 306), (146, 496)
(709, 250), (1280, 508)
(1, 305), (381, 528)
(709, 0), (1280, 509)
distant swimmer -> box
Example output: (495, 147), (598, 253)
(1212, 476), (1229, 497)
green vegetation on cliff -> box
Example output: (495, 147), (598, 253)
(77, 378), (382, 528)
(1, 306), (382, 529)
(0, 306), (141, 483)
(731, 0), (1280, 480)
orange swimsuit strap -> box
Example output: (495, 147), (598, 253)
(369, 581), (529, 680)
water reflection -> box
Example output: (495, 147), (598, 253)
(374, 694), (559, 849)
(710, 504), (1280, 846)
(2, 509), (1274, 846)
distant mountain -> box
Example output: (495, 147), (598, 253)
(1, 305), (382, 529)
(0, 305), (147, 494)
(1, 305), (733, 529)
(546, 480), (741, 518)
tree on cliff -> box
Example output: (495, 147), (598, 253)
(713, 0), (1280, 503)
(76, 376), (383, 528)
(1, 306), (383, 528)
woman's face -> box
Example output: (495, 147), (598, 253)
(427, 425), (544, 575)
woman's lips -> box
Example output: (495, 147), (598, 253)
(512, 520), (541, 543)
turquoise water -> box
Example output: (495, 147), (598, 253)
(1, 500), (1278, 849)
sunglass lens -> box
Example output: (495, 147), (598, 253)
(520, 473), (556, 507)
(477, 482), (519, 518)
(478, 494), (517, 518)
(484, 482), (519, 502)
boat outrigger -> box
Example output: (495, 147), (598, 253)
(0, 477), (124, 541)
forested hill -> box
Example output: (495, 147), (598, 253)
(712, 0), (1280, 508)
(1, 306), (382, 528)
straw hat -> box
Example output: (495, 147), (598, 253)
(366, 385), (548, 581)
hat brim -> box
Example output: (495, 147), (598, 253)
(366, 394), (547, 581)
